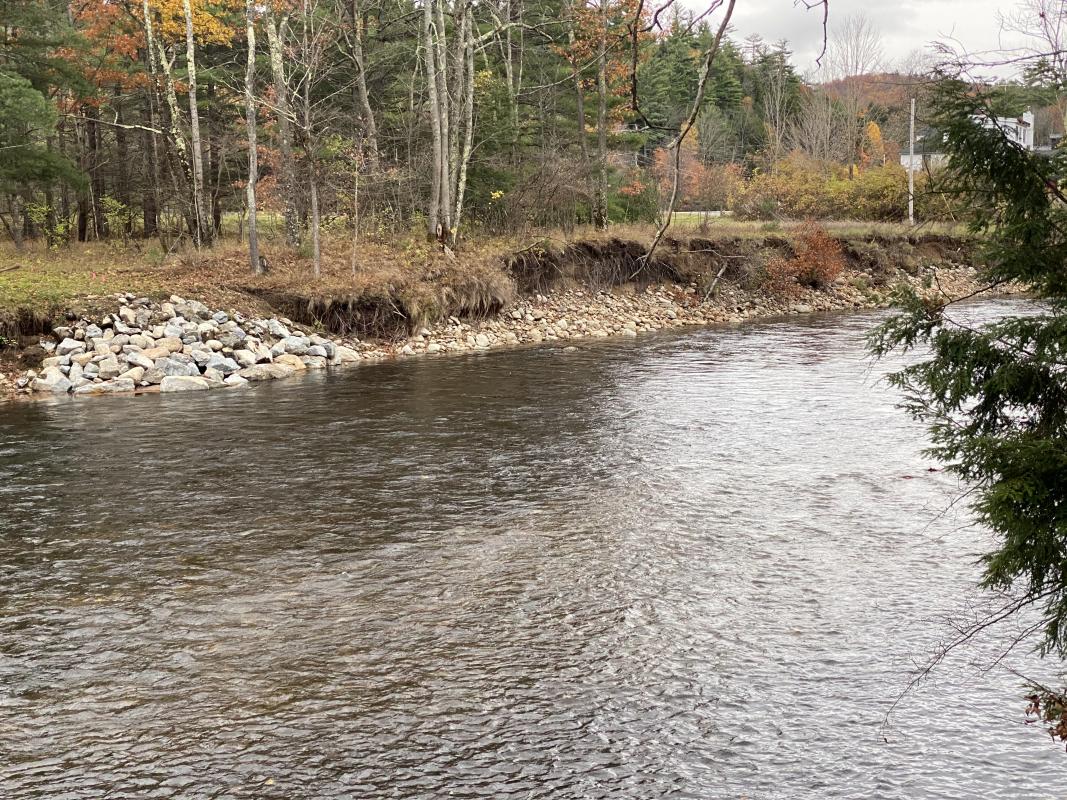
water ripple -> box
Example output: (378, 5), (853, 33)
(1, 299), (1064, 798)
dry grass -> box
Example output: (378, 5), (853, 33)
(0, 218), (976, 342)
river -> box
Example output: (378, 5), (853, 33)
(1, 298), (1065, 799)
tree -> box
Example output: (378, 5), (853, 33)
(244, 0), (260, 273)
(825, 13), (882, 176)
(264, 4), (301, 247)
(182, 0), (212, 246)
(1002, 0), (1067, 132)
(0, 71), (81, 246)
(869, 77), (1067, 743)
(754, 41), (800, 167)
(788, 85), (845, 164)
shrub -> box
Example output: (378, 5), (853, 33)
(762, 221), (846, 295)
(732, 154), (958, 223)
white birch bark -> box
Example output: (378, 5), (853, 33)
(182, 0), (211, 246)
(244, 0), (260, 273)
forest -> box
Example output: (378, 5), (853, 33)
(0, 0), (1063, 275)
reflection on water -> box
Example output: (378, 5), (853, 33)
(1, 299), (1064, 799)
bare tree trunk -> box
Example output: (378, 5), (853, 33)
(309, 175), (321, 278)
(568, 23), (588, 164)
(5, 196), (24, 250)
(592, 0), (608, 230)
(433, 0), (453, 240)
(86, 108), (107, 238)
(350, 150), (360, 277)
(448, 1), (464, 200)
(566, 5), (591, 216)
(114, 86), (132, 237)
(245, 0), (261, 274)
(453, 11), (475, 229)
(58, 115), (72, 244)
(423, 0), (443, 240)
(145, 7), (196, 239)
(348, 0), (379, 168)
(208, 82), (222, 235)
(644, 0), (736, 265)
(265, 7), (301, 246)
(141, 98), (159, 236)
(183, 0), (212, 246)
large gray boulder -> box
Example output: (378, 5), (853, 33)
(280, 335), (310, 355)
(157, 336), (183, 353)
(238, 363), (296, 381)
(56, 338), (84, 357)
(205, 354), (240, 375)
(233, 349), (258, 368)
(96, 356), (122, 380)
(159, 375), (211, 392)
(124, 352), (154, 371)
(159, 356), (200, 375)
(267, 319), (291, 338)
(32, 367), (72, 394)
(175, 300), (212, 320)
(216, 328), (247, 349)
(144, 356), (201, 384)
(187, 348), (213, 367)
(117, 306), (138, 327)
(73, 378), (136, 396)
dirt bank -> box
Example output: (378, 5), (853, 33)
(0, 231), (996, 399)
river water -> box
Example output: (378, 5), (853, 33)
(1, 299), (1065, 799)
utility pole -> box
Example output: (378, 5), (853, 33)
(908, 97), (916, 226)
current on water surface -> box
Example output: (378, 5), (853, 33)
(0, 299), (1064, 799)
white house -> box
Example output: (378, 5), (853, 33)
(900, 152), (948, 171)
(972, 109), (1035, 150)
(901, 109), (1036, 172)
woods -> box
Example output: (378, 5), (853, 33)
(0, 1), (845, 256)
(2, 0), (1063, 267)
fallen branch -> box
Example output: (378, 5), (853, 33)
(702, 262), (729, 303)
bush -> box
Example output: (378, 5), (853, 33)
(763, 221), (846, 295)
(732, 154), (956, 223)
(610, 169), (659, 223)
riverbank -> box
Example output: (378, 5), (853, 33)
(0, 227), (998, 400)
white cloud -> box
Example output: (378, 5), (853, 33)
(687, 0), (1033, 80)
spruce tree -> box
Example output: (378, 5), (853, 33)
(869, 77), (1067, 741)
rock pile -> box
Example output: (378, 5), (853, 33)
(17, 294), (362, 397)
(7, 264), (996, 401)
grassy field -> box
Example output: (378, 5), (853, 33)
(666, 212), (968, 239)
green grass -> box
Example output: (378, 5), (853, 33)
(0, 243), (163, 315)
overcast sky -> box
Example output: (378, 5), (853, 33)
(706, 0), (1031, 79)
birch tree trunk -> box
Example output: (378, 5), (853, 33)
(245, 0), (261, 274)
(423, 0), (443, 240)
(182, 0), (211, 246)
(592, 0), (609, 230)
(453, 11), (475, 229)
(265, 8), (301, 246)
(433, 0), (453, 240)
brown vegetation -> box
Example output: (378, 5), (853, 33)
(0, 222), (976, 354)
(762, 222), (847, 296)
